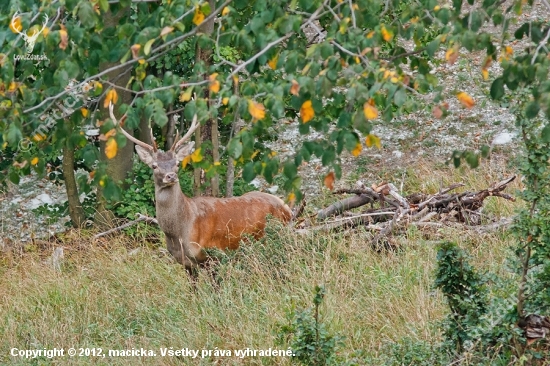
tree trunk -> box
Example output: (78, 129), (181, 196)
(95, 7), (134, 228)
(226, 78), (240, 198)
(193, 0), (219, 197)
(62, 138), (86, 228)
(164, 105), (176, 150)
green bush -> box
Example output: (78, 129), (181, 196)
(277, 285), (344, 366)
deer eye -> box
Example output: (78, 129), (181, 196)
(152, 163), (158, 169)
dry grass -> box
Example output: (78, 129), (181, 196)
(0, 161), (522, 365)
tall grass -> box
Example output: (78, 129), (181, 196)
(0, 162), (520, 365)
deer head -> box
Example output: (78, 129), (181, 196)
(11, 12), (49, 54)
(108, 102), (199, 189)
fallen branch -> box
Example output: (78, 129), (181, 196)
(308, 176), (517, 241)
(317, 193), (376, 220)
(93, 213), (158, 239)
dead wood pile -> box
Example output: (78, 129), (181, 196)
(296, 176), (517, 241)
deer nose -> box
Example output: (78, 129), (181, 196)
(165, 172), (177, 181)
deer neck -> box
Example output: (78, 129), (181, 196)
(154, 184), (192, 235)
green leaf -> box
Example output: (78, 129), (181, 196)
(490, 77), (505, 100)
(242, 162), (256, 182)
(394, 88), (406, 107)
(6, 123), (22, 145)
(465, 152), (479, 168)
(480, 144), (490, 158)
(227, 138), (243, 159)
(78, 1), (96, 29)
(541, 125), (550, 142)
(283, 160), (297, 179)
(524, 101), (540, 119)
(9, 171), (20, 185)
(426, 38), (441, 57)
(99, 0), (109, 12)
(322, 146), (336, 166)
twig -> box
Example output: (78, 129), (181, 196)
(93, 213), (158, 239)
(226, 34), (292, 81)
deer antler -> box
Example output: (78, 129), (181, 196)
(170, 114), (199, 152)
(109, 102), (157, 152)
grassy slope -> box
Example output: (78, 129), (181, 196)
(0, 160), (521, 365)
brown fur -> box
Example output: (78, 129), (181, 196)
(135, 145), (292, 270)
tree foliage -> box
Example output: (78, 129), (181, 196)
(1, 0), (543, 202)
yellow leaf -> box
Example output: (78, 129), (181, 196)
(42, 27), (49, 37)
(505, 46), (513, 56)
(287, 192), (296, 204)
(81, 108), (89, 117)
(324, 172), (335, 190)
(381, 26), (393, 42)
(103, 89), (119, 108)
(290, 79), (300, 96)
(300, 100), (314, 123)
(131, 44), (141, 59)
(268, 54), (278, 70)
(222, 7), (230, 16)
(59, 28), (68, 50)
(481, 69), (489, 81)
(222, 97), (229, 105)
(160, 26), (174, 37)
(138, 59), (145, 65)
(144, 38), (155, 56)
(105, 138), (118, 159)
(191, 147), (203, 163)
(365, 134), (381, 149)
(363, 100), (378, 120)
(445, 45), (459, 65)
(209, 73), (220, 94)
(457, 92), (475, 109)
(366, 31), (375, 39)
(193, 7), (205, 25)
(248, 100), (266, 120)
(351, 142), (362, 156)
(179, 87), (193, 102)
(30, 157), (39, 166)
(214, 161), (221, 166)
(10, 17), (22, 33)
(181, 155), (192, 169)
(8, 82), (17, 92)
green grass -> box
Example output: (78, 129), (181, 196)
(0, 162), (522, 365)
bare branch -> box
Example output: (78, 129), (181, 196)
(226, 34), (292, 81)
(24, 0), (232, 115)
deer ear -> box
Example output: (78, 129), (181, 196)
(174, 141), (195, 163)
(135, 145), (154, 167)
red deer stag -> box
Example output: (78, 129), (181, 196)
(109, 103), (292, 271)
